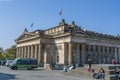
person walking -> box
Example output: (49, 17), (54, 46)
(88, 58), (91, 68)
(87, 59), (92, 73)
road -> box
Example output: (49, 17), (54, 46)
(0, 66), (91, 80)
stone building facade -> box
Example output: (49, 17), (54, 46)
(15, 19), (120, 65)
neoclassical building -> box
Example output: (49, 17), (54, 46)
(15, 19), (120, 65)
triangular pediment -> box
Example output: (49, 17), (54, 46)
(16, 32), (37, 41)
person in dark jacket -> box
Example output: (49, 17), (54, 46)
(88, 58), (91, 68)
(115, 67), (120, 80)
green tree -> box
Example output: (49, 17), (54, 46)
(3, 45), (16, 60)
(0, 53), (4, 60)
(0, 47), (4, 60)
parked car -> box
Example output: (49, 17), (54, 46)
(6, 60), (14, 67)
(1, 60), (6, 66)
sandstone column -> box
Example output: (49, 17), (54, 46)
(106, 47), (110, 63)
(20, 46), (24, 58)
(38, 44), (42, 65)
(68, 42), (73, 65)
(87, 45), (91, 60)
(93, 45), (96, 63)
(102, 46), (106, 63)
(77, 43), (80, 63)
(26, 46), (28, 58)
(24, 46), (27, 58)
(35, 44), (38, 59)
(16, 47), (19, 58)
(94, 45), (99, 63)
(64, 43), (68, 65)
(98, 46), (101, 64)
(112, 47), (114, 59)
(117, 48), (119, 63)
(19, 47), (22, 57)
(81, 44), (86, 64)
(27, 46), (30, 58)
(18, 47), (20, 57)
(33, 45), (35, 58)
(31, 45), (33, 58)
(114, 47), (118, 63)
(118, 47), (120, 63)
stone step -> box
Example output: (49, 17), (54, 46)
(109, 70), (116, 75)
(68, 69), (118, 80)
(107, 75), (118, 80)
(67, 64), (120, 80)
(75, 67), (115, 75)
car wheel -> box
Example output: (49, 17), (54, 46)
(14, 66), (17, 70)
(11, 66), (14, 70)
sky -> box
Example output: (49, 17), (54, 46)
(0, 0), (120, 50)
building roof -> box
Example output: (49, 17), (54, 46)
(16, 19), (120, 42)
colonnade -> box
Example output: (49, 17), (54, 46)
(16, 44), (42, 65)
(16, 42), (120, 65)
(65, 42), (120, 65)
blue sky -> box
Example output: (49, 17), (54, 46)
(0, 0), (120, 50)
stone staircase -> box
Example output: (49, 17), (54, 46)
(67, 64), (120, 80)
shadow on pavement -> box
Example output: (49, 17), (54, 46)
(0, 72), (15, 80)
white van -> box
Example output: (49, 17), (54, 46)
(6, 60), (14, 67)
